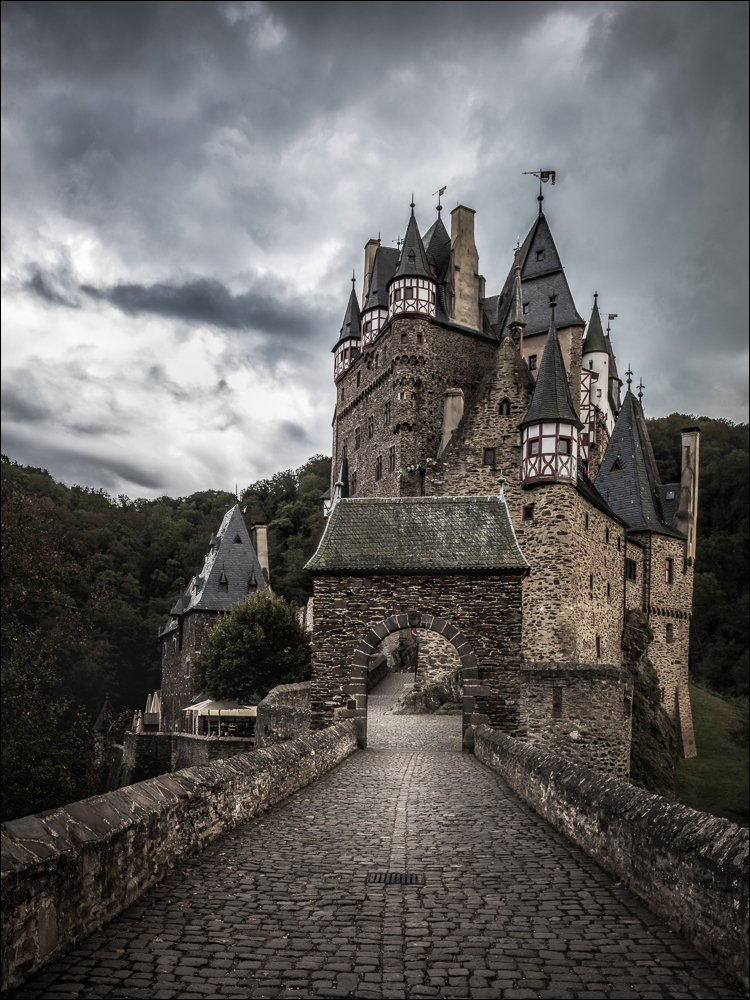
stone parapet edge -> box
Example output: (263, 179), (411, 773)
(0, 721), (358, 992)
(474, 725), (749, 989)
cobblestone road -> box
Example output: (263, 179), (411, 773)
(4, 675), (736, 1000)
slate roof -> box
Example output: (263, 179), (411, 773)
(422, 214), (452, 282)
(305, 495), (529, 575)
(392, 209), (434, 281)
(520, 315), (582, 428)
(169, 505), (267, 614)
(363, 246), (399, 312)
(576, 463), (627, 525)
(332, 283), (361, 350)
(487, 214), (584, 338)
(594, 392), (685, 537)
(582, 299), (608, 354)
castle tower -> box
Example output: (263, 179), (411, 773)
(519, 309), (583, 487)
(581, 294), (619, 436)
(361, 244), (398, 350)
(386, 203), (437, 322)
(332, 278), (362, 382)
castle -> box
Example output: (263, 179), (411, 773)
(305, 190), (699, 772)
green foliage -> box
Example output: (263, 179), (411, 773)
(191, 590), (312, 703)
(646, 415), (749, 696)
(674, 681), (749, 827)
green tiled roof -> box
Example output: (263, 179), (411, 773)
(305, 495), (529, 575)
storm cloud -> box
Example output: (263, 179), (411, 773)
(2, 1), (747, 498)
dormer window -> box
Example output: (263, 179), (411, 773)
(528, 355), (537, 370)
(523, 303), (530, 315)
(219, 581), (228, 592)
(536, 249), (545, 261)
(233, 535), (242, 544)
(408, 252), (415, 263)
(611, 459), (622, 472)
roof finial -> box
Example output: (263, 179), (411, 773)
(625, 365), (633, 389)
(593, 291), (598, 306)
(351, 269), (356, 287)
(393, 235), (402, 249)
(410, 193), (415, 213)
(550, 294), (557, 322)
(523, 169), (556, 217)
(637, 378), (645, 403)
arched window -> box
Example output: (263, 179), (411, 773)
(666, 623), (674, 643)
(499, 397), (511, 416)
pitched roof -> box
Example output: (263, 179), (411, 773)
(582, 297), (608, 354)
(305, 495), (529, 574)
(594, 392), (684, 537)
(520, 315), (582, 428)
(363, 246), (399, 312)
(490, 214), (584, 338)
(332, 283), (361, 349)
(170, 505), (267, 614)
(392, 208), (434, 281)
(422, 213), (452, 282)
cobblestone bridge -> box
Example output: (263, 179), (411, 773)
(4, 675), (735, 1000)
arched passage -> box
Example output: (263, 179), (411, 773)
(344, 611), (479, 749)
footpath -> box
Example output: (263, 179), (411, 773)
(3, 674), (735, 999)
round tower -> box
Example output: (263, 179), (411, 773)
(332, 276), (361, 382)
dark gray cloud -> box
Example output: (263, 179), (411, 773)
(1, 1), (747, 497)
(1, 383), (54, 423)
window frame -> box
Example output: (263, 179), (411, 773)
(483, 447), (496, 466)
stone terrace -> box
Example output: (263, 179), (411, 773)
(2, 675), (734, 1000)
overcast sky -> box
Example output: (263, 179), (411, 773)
(2, 1), (748, 500)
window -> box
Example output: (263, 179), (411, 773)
(605, 527), (610, 544)
(388, 446), (396, 472)
(528, 354), (537, 370)
(499, 398), (511, 416)
(483, 448), (496, 465)
(365, 320), (372, 333)
(185, 658), (191, 677)
(355, 427), (361, 450)
(342, 440), (348, 459)
(626, 559), (637, 581)
(341, 387), (345, 402)
(416, 333), (422, 345)
(395, 288), (402, 301)
(350, 472), (357, 495)
(399, 391), (405, 399)
(401, 333), (407, 343)
(233, 534), (243, 544)
(357, 372), (361, 387)
(383, 346), (387, 362)
(557, 437), (571, 455)
(247, 579), (257, 593)
(536, 249), (545, 262)
(405, 287), (414, 299)
(611, 459), (622, 472)
(219, 581), (228, 592)
(607, 582), (611, 598)
(431, 292), (436, 304)
(596, 636), (601, 659)
(617, 536), (621, 551)
(552, 687), (563, 719)
(585, 513), (589, 530)
(375, 455), (383, 481)
(666, 558), (674, 584)
(589, 361), (593, 370)
(384, 400), (391, 425)
(408, 252), (415, 263)
(527, 438), (540, 456)
(523, 303), (530, 315)
(589, 574), (594, 591)
(522, 504), (534, 521)
(367, 415), (374, 440)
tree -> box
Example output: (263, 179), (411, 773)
(191, 590), (312, 703)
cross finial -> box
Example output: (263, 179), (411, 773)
(637, 378), (645, 403)
(393, 235), (402, 249)
(625, 365), (633, 389)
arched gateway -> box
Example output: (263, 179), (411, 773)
(305, 494), (530, 748)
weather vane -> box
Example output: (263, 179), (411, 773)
(607, 312), (618, 335)
(523, 169), (557, 215)
(433, 185), (447, 213)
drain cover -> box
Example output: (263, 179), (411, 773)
(366, 872), (425, 885)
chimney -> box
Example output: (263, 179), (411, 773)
(675, 427), (700, 566)
(362, 238), (380, 307)
(449, 206), (481, 330)
(250, 523), (271, 586)
(437, 388), (464, 456)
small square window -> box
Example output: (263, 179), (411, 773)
(536, 249), (545, 261)
(528, 354), (537, 370)
(528, 439), (540, 456)
(523, 303), (530, 315)
(401, 333), (407, 343)
(395, 289), (402, 301)
(558, 437), (571, 455)
(522, 504), (534, 521)
(626, 559), (637, 581)
(416, 333), (422, 345)
(666, 623), (674, 643)
(405, 287), (414, 300)
(483, 448), (496, 466)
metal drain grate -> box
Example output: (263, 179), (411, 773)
(366, 872), (425, 886)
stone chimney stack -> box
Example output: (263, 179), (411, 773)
(250, 523), (271, 585)
(362, 238), (380, 308)
(437, 388), (464, 456)
(448, 206), (482, 330)
(675, 426), (700, 566)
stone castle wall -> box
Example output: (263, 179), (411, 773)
(1, 724), (359, 992)
(474, 726), (749, 988)
(120, 732), (256, 786)
(160, 610), (218, 732)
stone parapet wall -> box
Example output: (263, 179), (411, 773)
(120, 732), (256, 786)
(0, 723), (358, 992)
(519, 663), (633, 777)
(474, 726), (749, 988)
(261, 680), (311, 708)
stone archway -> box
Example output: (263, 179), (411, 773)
(343, 611), (480, 749)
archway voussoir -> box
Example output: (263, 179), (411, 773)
(420, 614), (435, 631)
(384, 616), (401, 633)
(461, 651), (478, 671)
(352, 650), (370, 668)
(364, 630), (381, 649)
(395, 614), (409, 630)
(452, 631), (467, 648)
(372, 622), (389, 641)
(430, 617), (447, 634)
(442, 623), (458, 641)
(407, 611), (421, 628)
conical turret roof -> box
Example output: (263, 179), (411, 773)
(363, 246), (399, 312)
(520, 314), (582, 428)
(392, 206), (433, 281)
(332, 281), (362, 350)
(422, 213), (451, 282)
(582, 296), (608, 354)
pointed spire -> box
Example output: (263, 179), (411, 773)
(332, 279), (362, 349)
(520, 309), (582, 429)
(506, 264), (526, 332)
(392, 203), (433, 281)
(582, 293), (608, 354)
